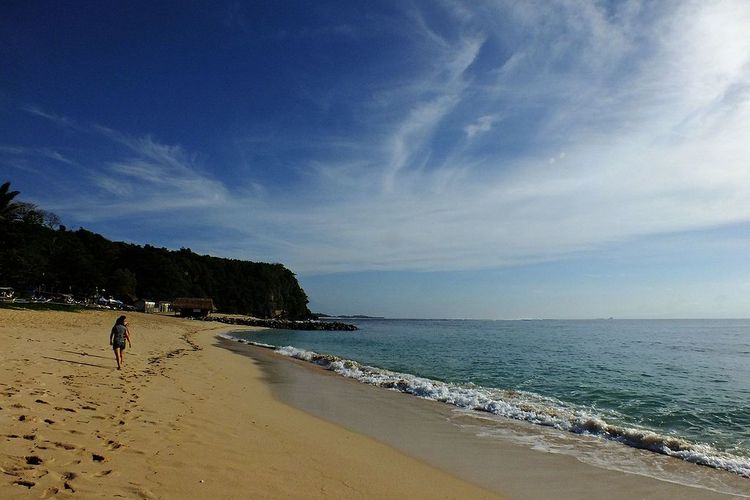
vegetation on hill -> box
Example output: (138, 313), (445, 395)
(0, 181), (311, 319)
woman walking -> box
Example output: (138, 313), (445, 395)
(109, 315), (132, 370)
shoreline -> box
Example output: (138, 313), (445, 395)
(218, 332), (750, 499)
(0, 308), (497, 498)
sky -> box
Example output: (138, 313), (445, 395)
(2, 0), (750, 319)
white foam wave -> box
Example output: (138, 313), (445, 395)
(218, 332), (275, 349)
(228, 336), (750, 478)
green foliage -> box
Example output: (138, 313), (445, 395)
(0, 180), (310, 319)
(109, 268), (137, 300)
(0, 181), (60, 227)
(12, 202), (61, 228)
(0, 181), (21, 221)
(0, 220), (311, 319)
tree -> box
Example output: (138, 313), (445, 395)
(12, 202), (61, 228)
(0, 181), (20, 221)
(109, 268), (138, 302)
(0, 195), (312, 317)
(0, 182), (60, 227)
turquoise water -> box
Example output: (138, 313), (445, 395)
(228, 318), (750, 476)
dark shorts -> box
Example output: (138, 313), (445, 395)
(113, 341), (126, 350)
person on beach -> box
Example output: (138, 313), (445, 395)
(109, 315), (132, 370)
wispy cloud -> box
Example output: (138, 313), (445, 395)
(248, 0), (750, 272)
(21, 111), (231, 219)
(84, 133), (231, 216)
(17, 1), (750, 275)
(22, 105), (74, 128)
(0, 145), (74, 165)
(464, 115), (495, 138)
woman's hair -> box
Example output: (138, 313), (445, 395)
(116, 315), (127, 325)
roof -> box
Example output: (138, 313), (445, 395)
(173, 297), (215, 310)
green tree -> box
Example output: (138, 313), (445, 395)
(0, 181), (21, 221)
(11, 202), (61, 228)
(0, 187), (312, 317)
(109, 268), (137, 301)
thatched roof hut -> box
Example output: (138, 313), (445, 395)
(173, 297), (215, 317)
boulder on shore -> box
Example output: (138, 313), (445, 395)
(203, 315), (358, 331)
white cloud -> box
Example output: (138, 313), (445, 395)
(250, 0), (750, 273)
(22, 1), (750, 275)
(464, 115), (495, 138)
(45, 126), (232, 219)
(22, 105), (73, 128)
(0, 145), (73, 164)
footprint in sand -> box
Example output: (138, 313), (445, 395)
(41, 486), (59, 498)
(54, 406), (77, 413)
(106, 440), (123, 450)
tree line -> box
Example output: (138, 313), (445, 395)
(0, 181), (311, 319)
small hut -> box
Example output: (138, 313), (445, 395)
(135, 299), (156, 313)
(173, 297), (215, 317)
(157, 301), (172, 313)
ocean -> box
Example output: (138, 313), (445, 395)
(224, 318), (750, 481)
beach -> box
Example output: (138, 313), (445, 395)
(1, 309), (748, 499)
(0, 308), (496, 499)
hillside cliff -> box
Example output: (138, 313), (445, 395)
(0, 221), (311, 319)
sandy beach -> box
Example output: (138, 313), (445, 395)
(0, 308), (497, 499)
(2, 308), (749, 499)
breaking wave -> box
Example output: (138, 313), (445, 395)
(219, 333), (750, 478)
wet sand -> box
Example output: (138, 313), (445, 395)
(219, 337), (750, 499)
(0, 308), (497, 498)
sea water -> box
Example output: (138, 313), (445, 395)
(224, 319), (750, 478)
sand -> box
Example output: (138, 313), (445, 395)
(0, 308), (499, 499)
(224, 339), (750, 500)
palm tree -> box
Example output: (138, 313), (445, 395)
(0, 181), (21, 221)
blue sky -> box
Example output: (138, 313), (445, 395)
(3, 1), (750, 318)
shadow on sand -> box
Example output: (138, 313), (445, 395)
(42, 356), (110, 369)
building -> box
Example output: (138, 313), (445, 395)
(173, 297), (215, 317)
(135, 299), (156, 313)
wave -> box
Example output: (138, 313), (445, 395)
(220, 333), (750, 478)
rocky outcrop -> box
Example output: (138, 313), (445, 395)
(203, 315), (357, 331)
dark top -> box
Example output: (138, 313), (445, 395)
(112, 324), (127, 345)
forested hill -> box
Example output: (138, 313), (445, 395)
(0, 220), (311, 319)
